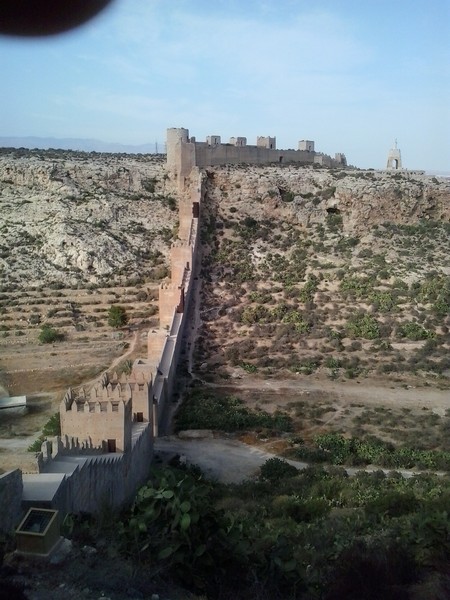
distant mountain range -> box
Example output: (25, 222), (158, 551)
(0, 136), (164, 154)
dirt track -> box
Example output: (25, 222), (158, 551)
(210, 374), (450, 413)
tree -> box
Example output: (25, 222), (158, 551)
(108, 305), (128, 328)
(38, 324), (64, 344)
(259, 457), (298, 482)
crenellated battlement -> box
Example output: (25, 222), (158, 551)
(167, 127), (347, 179)
(59, 359), (154, 455)
(72, 399), (128, 414)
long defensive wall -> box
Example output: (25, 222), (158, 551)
(0, 165), (204, 530)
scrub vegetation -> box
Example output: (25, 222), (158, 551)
(63, 462), (450, 600)
(197, 168), (450, 382)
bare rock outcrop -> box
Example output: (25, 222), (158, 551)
(0, 150), (176, 288)
(206, 165), (449, 234)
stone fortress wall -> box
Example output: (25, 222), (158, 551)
(0, 163), (204, 531)
(0, 470), (23, 534)
(166, 127), (347, 185)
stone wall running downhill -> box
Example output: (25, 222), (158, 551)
(152, 168), (202, 432)
(0, 164), (204, 532)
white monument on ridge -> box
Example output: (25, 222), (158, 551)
(386, 139), (402, 170)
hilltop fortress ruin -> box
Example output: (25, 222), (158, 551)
(167, 127), (347, 183)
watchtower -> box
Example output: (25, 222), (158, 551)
(386, 139), (402, 170)
(299, 140), (315, 152)
(166, 127), (196, 182)
(257, 136), (276, 149)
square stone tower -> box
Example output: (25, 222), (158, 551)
(206, 135), (221, 145)
(299, 140), (315, 152)
(229, 137), (247, 146)
(257, 136), (276, 149)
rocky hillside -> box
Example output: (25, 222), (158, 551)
(2, 153), (448, 292)
(206, 165), (450, 233)
(0, 148), (178, 290)
(196, 164), (450, 385)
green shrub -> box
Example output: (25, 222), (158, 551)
(398, 322), (434, 341)
(161, 195), (177, 210)
(321, 186), (336, 200)
(28, 413), (61, 452)
(259, 458), (298, 482)
(29, 313), (41, 325)
(326, 213), (343, 231)
(346, 313), (380, 339)
(286, 497), (330, 522)
(38, 324), (65, 344)
(365, 490), (419, 518)
(340, 276), (375, 297)
(325, 356), (342, 369)
(281, 190), (295, 202)
(175, 390), (292, 433)
(142, 177), (157, 193)
(107, 305), (128, 328)
(42, 413), (61, 437)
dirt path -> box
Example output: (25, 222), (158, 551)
(108, 330), (139, 373)
(210, 374), (450, 413)
(75, 329), (140, 391)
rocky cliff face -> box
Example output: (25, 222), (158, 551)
(1, 151), (448, 291)
(0, 149), (177, 289)
(206, 165), (450, 233)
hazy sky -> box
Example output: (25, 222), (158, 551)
(0, 0), (449, 170)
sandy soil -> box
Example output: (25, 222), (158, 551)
(219, 373), (450, 413)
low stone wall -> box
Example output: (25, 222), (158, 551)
(0, 470), (23, 533)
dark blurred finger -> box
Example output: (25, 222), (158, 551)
(0, 0), (115, 37)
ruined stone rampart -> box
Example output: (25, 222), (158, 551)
(153, 169), (202, 431)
